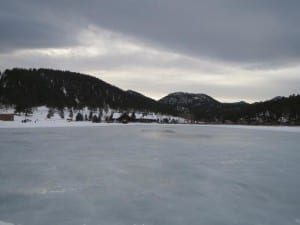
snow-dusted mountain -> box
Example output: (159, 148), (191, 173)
(270, 96), (285, 101)
(159, 92), (300, 124)
(159, 92), (225, 119)
(159, 92), (219, 106)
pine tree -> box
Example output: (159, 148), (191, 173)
(89, 112), (93, 121)
(69, 109), (73, 119)
(76, 112), (83, 121)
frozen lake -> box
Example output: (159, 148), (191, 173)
(0, 124), (300, 225)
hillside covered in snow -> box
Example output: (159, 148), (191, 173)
(0, 106), (188, 128)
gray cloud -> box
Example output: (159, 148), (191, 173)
(0, 0), (80, 52)
(1, 0), (300, 65)
(0, 0), (299, 102)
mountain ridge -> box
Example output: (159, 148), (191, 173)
(0, 68), (299, 124)
(0, 68), (174, 114)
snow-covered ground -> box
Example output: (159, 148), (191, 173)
(0, 119), (115, 128)
(0, 106), (188, 128)
(0, 124), (300, 225)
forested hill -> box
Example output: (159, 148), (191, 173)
(159, 92), (300, 124)
(0, 68), (299, 125)
(0, 68), (173, 114)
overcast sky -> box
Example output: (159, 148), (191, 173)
(1, 0), (299, 102)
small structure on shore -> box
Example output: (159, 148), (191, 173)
(0, 114), (14, 121)
(117, 113), (133, 123)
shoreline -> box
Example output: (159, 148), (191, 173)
(1, 121), (300, 133)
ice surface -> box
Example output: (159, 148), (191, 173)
(0, 124), (300, 225)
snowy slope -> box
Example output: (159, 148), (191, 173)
(0, 106), (188, 128)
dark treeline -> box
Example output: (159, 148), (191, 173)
(173, 95), (300, 124)
(158, 91), (300, 125)
(0, 68), (299, 124)
(0, 68), (175, 114)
